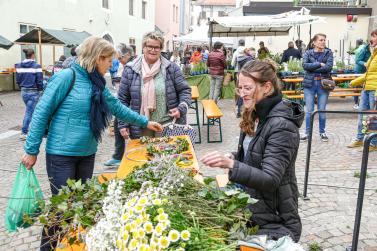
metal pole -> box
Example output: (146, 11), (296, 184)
(342, 39), (345, 62)
(303, 110), (317, 200)
(38, 28), (42, 66)
(209, 21), (213, 51)
(303, 110), (377, 199)
(347, 133), (377, 251)
(52, 45), (56, 64)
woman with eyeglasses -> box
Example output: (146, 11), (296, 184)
(201, 60), (304, 242)
(117, 31), (191, 139)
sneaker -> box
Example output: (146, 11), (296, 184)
(236, 112), (241, 118)
(320, 133), (329, 142)
(19, 133), (27, 141)
(300, 134), (308, 141)
(347, 139), (363, 148)
(104, 159), (121, 167)
(353, 104), (359, 110)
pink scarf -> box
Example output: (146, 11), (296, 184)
(140, 57), (161, 118)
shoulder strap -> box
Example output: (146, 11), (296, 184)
(51, 68), (76, 118)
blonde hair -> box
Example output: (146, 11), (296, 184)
(77, 37), (116, 72)
(142, 31), (164, 49)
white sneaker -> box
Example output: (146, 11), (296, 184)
(19, 133), (27, 141)
(353, 104), (359, 110)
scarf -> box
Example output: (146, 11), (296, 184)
(88, 69), (112, 142)
(140, 57), (161, 118)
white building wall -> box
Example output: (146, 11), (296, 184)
(0, 0), (155, 68)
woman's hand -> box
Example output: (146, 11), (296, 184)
(168, 108), (181, 119)
(21, 153), (37, 170)
(200, 151), (234, 169)
(120, 128), (130, 139)
(147, 121), (163, 132)
(320, 63), (326, 67)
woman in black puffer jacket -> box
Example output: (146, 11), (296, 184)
(201, 60), (304, 242)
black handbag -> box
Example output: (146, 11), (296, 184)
(321, 78), (335, 91)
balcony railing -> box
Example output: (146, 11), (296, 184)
(296, 0), (368, 7)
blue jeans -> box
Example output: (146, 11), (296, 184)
(40, 153), (95, 251)
(356, 90), (376, 145)
(21, 89), (40, 134)
(304, 80), (329, 134)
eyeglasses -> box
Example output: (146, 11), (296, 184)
(237, 86), (254, 94)
(145, 45), (161, 51)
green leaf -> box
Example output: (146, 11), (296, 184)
(227, 203), (238, 214)
(224, 189), (240, 196)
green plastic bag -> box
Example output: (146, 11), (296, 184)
(4, 163), (43, 232)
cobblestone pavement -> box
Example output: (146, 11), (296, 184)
(0, 91), (376, 251)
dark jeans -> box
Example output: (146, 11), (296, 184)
(21, 89), (40, 134)
(40, 153), (95, 251)
(113, 118), (125, 160)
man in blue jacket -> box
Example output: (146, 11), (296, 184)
(353, 39), (371, 109)
(15, 49), (43, 140)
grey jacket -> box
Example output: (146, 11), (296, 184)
(118, 55), (191, 138)
(229, 94), (304, 242)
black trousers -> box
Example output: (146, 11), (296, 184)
(40, 153), (95, 251)
(113, 118), (125, 160)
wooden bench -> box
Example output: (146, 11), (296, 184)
(282, 88), (362, 95)
(287, 92), (361, 100)
(190, 86), (201, 143)
(201, 100), (223, 143)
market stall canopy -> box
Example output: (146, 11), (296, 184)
(173, 25), (234, 46)
(0, 35), (13, 49)
(14, 28), (91, 46)
(208, 8), (325, 37)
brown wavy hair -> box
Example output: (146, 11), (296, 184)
(239, 59), (280, 135)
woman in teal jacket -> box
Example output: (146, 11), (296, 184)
(20, 37), (162, 251)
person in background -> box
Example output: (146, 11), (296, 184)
(15, 48), (43, 140)
(190, 47), (203, 64)
(52, 55), (66, 74)
(202, 45), (209, 63)
(130, 44), (137, 57)
(62, 46), (78, 68)
(182, 50), (192, 75)
(258, 41), (270, 59)
(295, 39), (306, 56)
(347, 30), (377, 150)
(20, 37), (163, 251)
(109, 57), (120, 89)
(237, 47), (256, 69)
(301, 33), (333, 142)
(281, 41), (302, 63)
(226, 47), (233, 63)
(352, 39), (371, 110)
(118, 31), (191, 139)
(201, 60), (303, 243)
(170, 49), (181, 66)
(232, 39), (247, 118)
(207, 41), (226, 103)
(104, 43), (135, 167)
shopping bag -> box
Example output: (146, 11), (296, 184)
(162, 103), (197, 144)
(4, 163), (44, 232)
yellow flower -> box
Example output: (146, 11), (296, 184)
(116, 239), (122, 249)
(130, 197), (137, 205)
(157, 208), (164, 214)
(168, 230), (180, 242)
(136, 217), (143, 226)
(125, 223), (132, 232)
(153, 199), (162, 206)
(138, 228), (146, 239)
(128, 208), (134, 216)
(135, 204), (144, 214)
(143, 221), (154, 234)
(157, 213), (169, 222)
(159, 236), (170, 249)
(130, 221), (137, 230)
(123, 231), (129, 241)
(181, 230), (190, 241)
(154, 223), (164, 236)
(162, 220), (170, 228)
(162, 198), (168, 204)
(122, 213), (129, 222)
(138, 196), (148, 206)
(129, 238), (139, 250)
